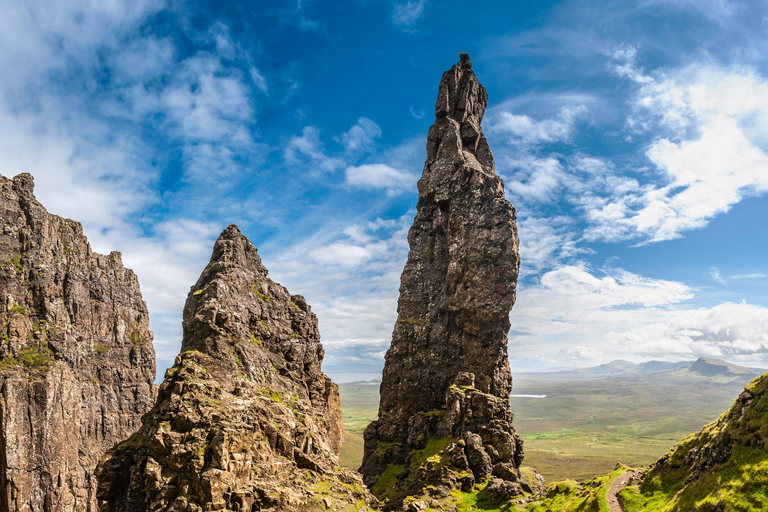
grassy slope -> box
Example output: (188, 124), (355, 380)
(339, 371), (755, 481)
(338, 381), (379, 470)
(414, 466), (629, 512)
(618, 374), (768, 512)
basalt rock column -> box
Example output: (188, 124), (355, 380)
(0, 173), (156, 511)
(97, 225), (375, 512)
(361, 54), (528, 508)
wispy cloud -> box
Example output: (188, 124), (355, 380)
(710, 267), (727, 285)
(345, 164), (416, 196)
(392, 0), (426, 27)
(336, 117), (382, 154)
(730, 273), (768, 279)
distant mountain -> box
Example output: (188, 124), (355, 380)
(519, 357), (765, 381)
(688, 357), (765, 377)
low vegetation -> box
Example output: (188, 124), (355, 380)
(618, 374), (768, 511)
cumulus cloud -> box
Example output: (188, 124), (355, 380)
(491, 105), (588, 146)
(345, 164), (416, 196)
(267, 216), (412, 378)
(510, 264), (768, 368)
(501, 154), (566, 202)
(562, 345), (604, 361)
(573, 62), (768, 243)
(285, 126), (345, 173)
(516, 215), (585, 274)
(611, 302), (768, 358)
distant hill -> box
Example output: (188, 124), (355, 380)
(518, 357), (765, 382)
(688, 357), (764, 377)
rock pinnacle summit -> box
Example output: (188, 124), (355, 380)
(360, 54), (535, 509)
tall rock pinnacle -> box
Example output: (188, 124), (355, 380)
(97, 225), (375, 511)
(0, 173), (156, 511)
(360, 54), (532, 509)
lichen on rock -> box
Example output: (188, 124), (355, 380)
(0, 173), (156, 511)
(360, 54), (532, 510)
(97, 225), (375, 511)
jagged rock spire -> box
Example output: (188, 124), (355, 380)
(97, 225), (374, 511)
(360, 54), (527, 509)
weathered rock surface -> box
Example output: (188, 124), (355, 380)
(97, 225), (375, 511)
(360, 54), (527, 509)
(0, 173), (156, 511)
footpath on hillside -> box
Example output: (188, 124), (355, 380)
(607, 470), (643, 512)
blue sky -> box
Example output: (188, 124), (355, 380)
(2, 0), (768, 381)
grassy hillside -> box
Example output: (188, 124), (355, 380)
(618, 373), (768, 511)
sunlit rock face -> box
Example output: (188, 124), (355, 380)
(97, 224), (375, 512)
(0, 173), (156, 512)
(360, 54), (527, 509)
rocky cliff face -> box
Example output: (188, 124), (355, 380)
(360, 54), (528, 509)
(97, 225), (375, 512)
(0, 173), (156, 511)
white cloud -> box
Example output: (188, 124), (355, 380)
(562, 345), (604, 361)
(285, 126), (344, 173)
(491, 105), (588, 146)
(608, 44), (653, 84)
(581, 63), (768, 243)
(336, 117), (382, 153)
(392, 0), (426, 27)
(510, 264), (768, 368)
(345, 163), (416, 196)
(162, 55), (253, 141)
(730, 273), (768, 279)
(516, 215), (585, 274)
(267, 216), (412, 374)
(611, 302), (768, 358)
(501, 154), (565, 202)
(709, 267), (727, 285)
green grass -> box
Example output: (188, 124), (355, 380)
(9, 304), (27, 316)
(10, 253), (22, 273)
(0, 345), (55, 374)
(617, 374), (768, 511)
(339, 430), (365, 470)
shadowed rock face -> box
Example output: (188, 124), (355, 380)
(0, 173), (156, 512)
(360, 54), (526, 509)
(97, 225), (375, 512)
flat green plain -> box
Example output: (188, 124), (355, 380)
(338, 369), (757, 482)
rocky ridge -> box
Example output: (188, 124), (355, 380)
(0, 173), (156, 511)
(360, 54), (533, 510)
(97, 225), (375, 511)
